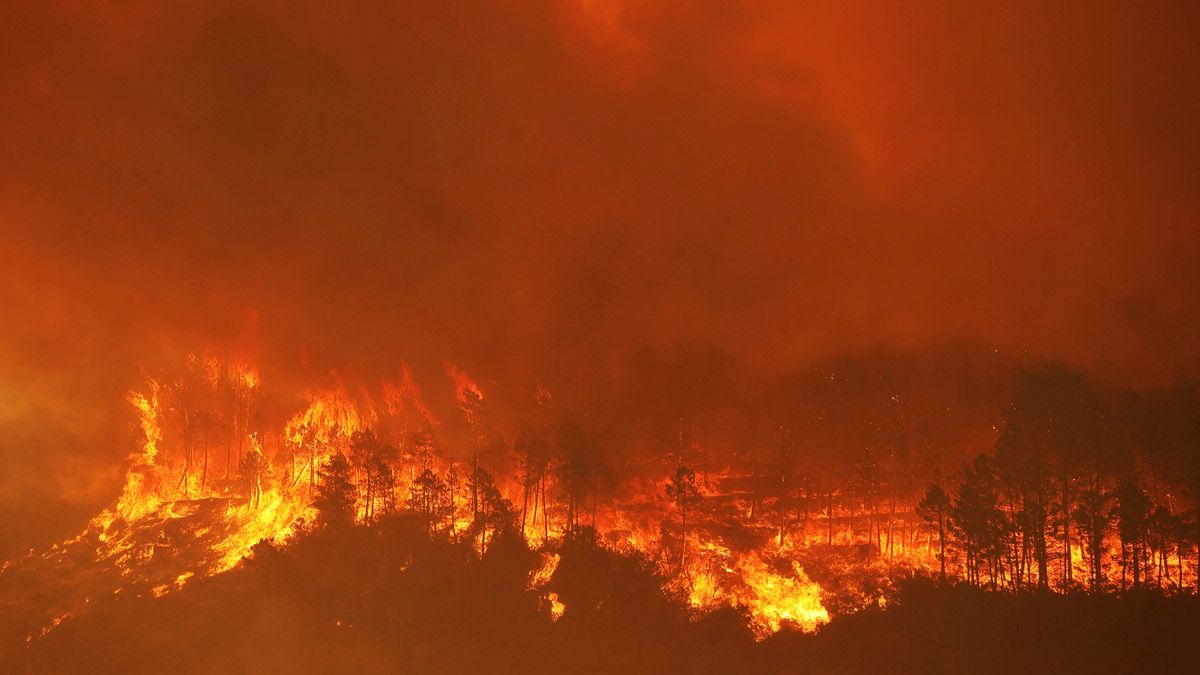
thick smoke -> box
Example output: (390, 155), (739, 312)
(1, 1), (1197, 554)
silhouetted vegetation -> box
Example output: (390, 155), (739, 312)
(14, 519), (1198, 674)
(912, 365), (1200, 593)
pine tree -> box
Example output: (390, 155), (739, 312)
(666, 465), (700, 568)
(916, 482), (951, 581)
(314, 454), (356, 528)
(409, 468), (449, 537)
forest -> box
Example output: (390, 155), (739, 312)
(2, 350), (1198, 673)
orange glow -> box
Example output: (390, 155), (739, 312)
(2, 3), (1198, 669)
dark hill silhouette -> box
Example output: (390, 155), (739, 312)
(8, 519), (1196, 674)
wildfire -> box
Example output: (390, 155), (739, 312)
(13, 348), (1183, 653)
(529, 552), (566, 621)
(545, 592), (566, 621)
(445, 361), (484, 408)
(529, 552), (561, 589)
(734, 554), (829, 635)
(234, 364), (259, 390)
(114, 382), (163, 523)
(682, 539), (829, 638)
(213, 487), (312, 573)
(285, 387), (372, 449)
(383, 364), (440, 429)
(127, 384), (161, 465)
(38, 611), (78, 638)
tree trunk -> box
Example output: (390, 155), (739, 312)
(1035, 502), (1049, 589)
(541, 474), (548, 542)
(680, 505), (687, 569)
(888, 499), (896, 560)
(1062, 470), (1072, 587)
(201, 427), (209, 490)
(1133, 538), (1141, 589)
(520, 474), (530, 534)
(471, 446), (479, 524)
(827, 494), (833, 546)
(938, 512), (946, 581)
(226, 390), (234, 479)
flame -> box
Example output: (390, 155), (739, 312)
(212, 487), (313, 573)
(545, 591), (565, 621)
(20, 349), (1183, 649)
(385, 364), (440, 427)
(127, 383), (161, 465)
(444, 362), (484, 407)
(189, 352), (223, 386)
(735, 554), (829, 635)
(284, 387), (370, 449)
(681, 540), (829, 638)
(232, 362), (259, 390)
(39, 611), (77, 637)
(114, 382), (162, 522)
(53, 366), (316, 622)
(529, 552), (560, 589)
(528, 551), (566, 621)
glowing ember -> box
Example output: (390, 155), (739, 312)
(545, 592), (566, 621)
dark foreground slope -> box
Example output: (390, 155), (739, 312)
(7, 520), (1197, 674)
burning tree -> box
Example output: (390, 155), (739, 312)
(666, 465), (700, 568)
(314, 454), (356, 528)
(1116, 477), (1152, 589)
(917, 482), (951, 580)
(239, 433), (268, 509)
(350, 431), (398, 524)
(11, 348), (1200, 658)
(515, 425), (550, 539)
(469, 468), (515, 555)
(951, 454), (1007, 588)
(409, 468), (450, 537)
(557, 421), (602, 534)
(447, 363), (487, 523)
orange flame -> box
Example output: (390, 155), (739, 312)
(284, 387), (371, 449)
(383, 364), (440, 428)
(114, 381), (162, 522)
(444, 362), (484, 408)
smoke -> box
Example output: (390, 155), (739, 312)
(1, 0), (1198, 553)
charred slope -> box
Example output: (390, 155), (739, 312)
(0, 496), (276, 652)
(8, 521), (1199, 675)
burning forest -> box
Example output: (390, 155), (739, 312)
(3, 350), (1199, 672)
(2, 1), (1199, 673)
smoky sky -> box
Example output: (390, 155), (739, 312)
(2, 1), (1199, 552)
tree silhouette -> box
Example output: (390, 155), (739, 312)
(1116, 476), (1151, 589)
(854, 447), (881, 554)
(239, 435), (268, 509)
(365, 455), (396, 523)
(1072, 481), (1113, 591)
(666, 465), (700, 568)
(460, 386), (486, 523)
(350, 431), (397, 524)
(409, 468), (449, 537)
(557, 421), (599, 533)
(314, 454), (356, 528)
(470, 467), (514, 555)
(917, 482), (951, 581)
(515, 425), (549, 536)
(952, 455), (1006, 588)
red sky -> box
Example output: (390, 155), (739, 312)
(1, 1), (1198, 552)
